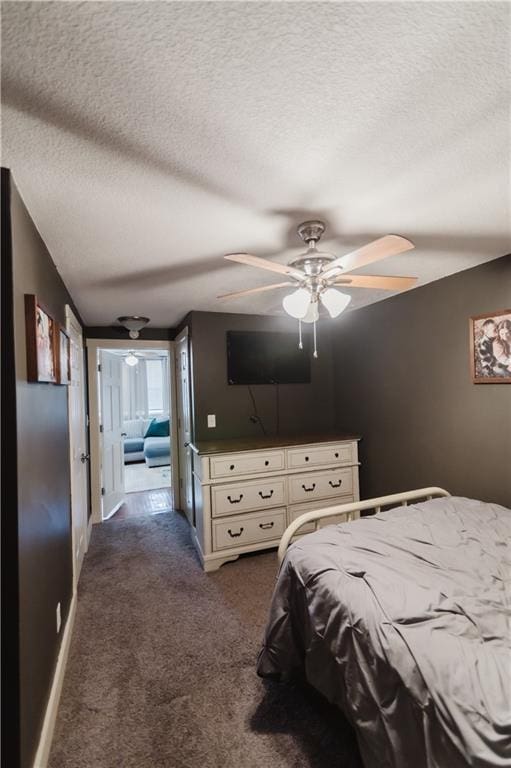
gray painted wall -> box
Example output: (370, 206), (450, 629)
(332, 255), (511, 507)
(7, 171), (75, 768)
(188, 311), (336, 442)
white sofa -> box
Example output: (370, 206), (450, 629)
(123, 418), (152, 463)
(123, 417), (170, 467)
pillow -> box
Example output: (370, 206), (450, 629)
(142, 418), (153, 435)
(144, 417), (170, 438)
(123, 420), (145, 439)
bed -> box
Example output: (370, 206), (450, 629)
(257, 488), (511, 768)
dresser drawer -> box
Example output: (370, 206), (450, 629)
(288, 496), (356, 535)
(288, 467), (353, 504)
(286, 442), (354, 470)
(209, 449), (285, 479)
(211, 476), (286, 518)
(213, 508), (286, 551)
(287, 502), (317, 535)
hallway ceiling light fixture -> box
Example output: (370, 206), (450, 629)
(218, 220), (417, 357)
(117, 315), (150, 339)
(124, 352), (139, 367)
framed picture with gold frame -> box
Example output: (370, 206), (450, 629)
(470, 309), (511, 384)
(24, 294), (58, 383)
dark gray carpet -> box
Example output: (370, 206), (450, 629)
(50, 511), (362, 768)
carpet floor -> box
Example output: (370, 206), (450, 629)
(49, 512), (362, 768)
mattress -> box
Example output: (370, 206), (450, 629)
(257, 496), (511, 768)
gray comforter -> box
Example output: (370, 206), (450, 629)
(257, 497), (511, 768)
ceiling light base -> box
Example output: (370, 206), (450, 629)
(297, 220), (325, 244)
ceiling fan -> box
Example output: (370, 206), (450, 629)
(218, 220), (417, 357)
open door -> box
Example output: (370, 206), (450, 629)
(66, 306), (89, 585)
(100, 350), (125, 519)
(176, 330), (194, 526)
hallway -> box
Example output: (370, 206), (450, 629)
(49, 513), (361, 768)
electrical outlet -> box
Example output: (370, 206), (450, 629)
(56, 602), (61, 634)
(207, 414), (216, 428)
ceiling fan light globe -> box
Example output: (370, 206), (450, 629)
(282, 288), (311, 319)
(301, 300), (319, 324)
(320, 288), (351, 318)
(125, 353), (139, 367)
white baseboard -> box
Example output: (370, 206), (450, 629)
(32, 593), (77, 768)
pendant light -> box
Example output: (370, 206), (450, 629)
(125, 352), (139, 367)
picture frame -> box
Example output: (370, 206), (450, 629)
(25, 294), (58, 383)
(56, 325), (71, 385)
(470, 309), (511, 384)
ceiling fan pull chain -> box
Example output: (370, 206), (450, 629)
(298, 319), (303, 350)
(313, 319), (318, 358)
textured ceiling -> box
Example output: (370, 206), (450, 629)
(2, 1), (510, 327)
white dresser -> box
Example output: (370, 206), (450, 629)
(191, 434), (361, 571)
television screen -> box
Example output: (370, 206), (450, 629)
(227, 330), (311, 385)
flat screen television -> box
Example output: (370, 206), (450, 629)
(227, 330), (311, 385)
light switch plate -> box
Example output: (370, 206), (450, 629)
(207, 414), (216, 428)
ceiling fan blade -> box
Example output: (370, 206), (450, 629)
(333, 274), (418, 291)
(224, 252), (304, 280)
(217, 281), (294, 301)
(322, 235), (414, 279)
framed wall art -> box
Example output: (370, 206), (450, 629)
(470, 309), (511, 384)
(25, 294), (57, 383)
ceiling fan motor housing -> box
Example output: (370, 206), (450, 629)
(290, 220), (336, 277)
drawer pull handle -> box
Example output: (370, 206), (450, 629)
(227, 494), (244, 504)
(264, 460), (270, 466)
(329, 479), (342, 488)
(259, 522), (274, 530)
(227, 527), (244, 538)
(258, 489), (274, 499)
(305, 456), (309, 462)
(334, 452), (339, 458)
(229, 465), (235, 470)
(302, 483), (316, 492)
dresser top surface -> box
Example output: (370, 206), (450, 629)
(190, 433), (361, 456)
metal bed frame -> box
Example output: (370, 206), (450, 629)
(278, 486), (450, 564)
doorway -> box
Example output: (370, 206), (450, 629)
(175, 328), (194, 527)
(122, 350), (171, 495)
(66, 305), (89, 586)
(87, 340), (179, 523)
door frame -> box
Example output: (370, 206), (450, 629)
(175, 327), (194, 526)
(86, 338), (179, 523)
(65, 305), (91, 586)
